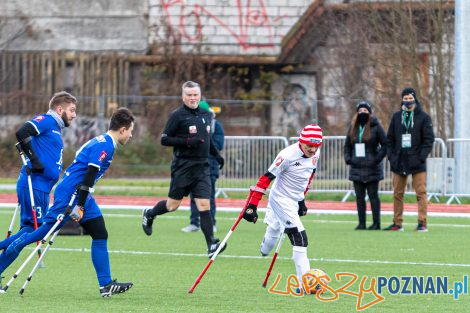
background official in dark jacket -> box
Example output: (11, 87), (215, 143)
(142, 81), (226, 257)
(182, 100), (225, 233)
(384, 87), (435, 232)
(344, 101), (387, 230)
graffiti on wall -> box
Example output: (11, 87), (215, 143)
(161, 0), (286, 50)
(280, 84), (313, 136)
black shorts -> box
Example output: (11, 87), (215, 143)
(168, 159), (211, 200)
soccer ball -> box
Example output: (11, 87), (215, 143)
(304, 268), (328, 294)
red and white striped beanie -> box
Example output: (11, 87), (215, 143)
(299, 124), (323, 147)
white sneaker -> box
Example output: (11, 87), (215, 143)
(181, 224), (200, 233)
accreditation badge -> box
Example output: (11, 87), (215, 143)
(355, 143), (366, 157)
(402, 134), (411, 148)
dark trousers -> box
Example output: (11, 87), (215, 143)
(353, 181), (380, 225)
(189, 175), (217, 227)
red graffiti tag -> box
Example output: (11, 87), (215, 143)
(161, 0), (286, 50)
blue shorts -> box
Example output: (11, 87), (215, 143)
(44, 193), (102, 224)
(17, 186), (49, 227)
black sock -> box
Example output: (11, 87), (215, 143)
(149, 200), (168, 217)
(200, 210), (214, 246)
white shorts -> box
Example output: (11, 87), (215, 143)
(263, 196), (305, 232)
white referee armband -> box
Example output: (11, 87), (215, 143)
(250, 186), (266, 194)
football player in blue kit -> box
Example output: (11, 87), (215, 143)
(0, 107), (135, 297)
(0, 91), (77, 250)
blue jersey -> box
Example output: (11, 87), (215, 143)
(55, 133), (116, 199)
(17, 114), (63, 193)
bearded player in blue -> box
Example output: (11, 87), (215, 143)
(0, 91), (77, 250)
(0, 107), (135, 297)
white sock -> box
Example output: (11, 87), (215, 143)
(292, 246), (310, 287)
(260, 226), (281, 256)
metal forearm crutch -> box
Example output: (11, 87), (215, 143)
(6, 203), (20, 238)
(2, 192), (77, 293)
(15, 143), (42, 262)
(188, 190), (253, 293)
(262, 230), (286, 288)
(19, 227), (62, 295)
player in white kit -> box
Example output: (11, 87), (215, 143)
(242, 124), (322, 287)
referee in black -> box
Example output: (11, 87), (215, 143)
(142, 81), (226, 257)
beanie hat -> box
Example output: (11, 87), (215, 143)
(401, 87), (418, 102)
(299, 124), (323, 147)
(198, 100), (210, 112)
(356, 101), (372, 113)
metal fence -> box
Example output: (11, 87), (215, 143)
(217, 136), (289, 196)
(444, 139), (470, 203)
(217, 136), (463, 202)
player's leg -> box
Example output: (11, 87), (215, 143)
(0, 222), (52, 276)
(260, 210), (282, 256)
(271, 203), (310, 289)
(0, 196), (72, 276)
(0, 188), (48, 249)
(285, 226), (310, 287)
(81, 200), (133, 297)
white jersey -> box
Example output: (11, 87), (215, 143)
(268, 143), (319, 202)
(264, 143), (320, 230)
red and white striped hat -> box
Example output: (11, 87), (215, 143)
(299, 124), (323, 147)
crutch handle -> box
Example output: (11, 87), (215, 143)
(15, 142), (23, 154)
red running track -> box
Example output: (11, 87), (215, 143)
(1, 194), (470, 214)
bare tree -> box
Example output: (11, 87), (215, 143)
(311, 1), (454, 138)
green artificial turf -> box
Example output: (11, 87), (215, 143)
(0, 208), (469, 312)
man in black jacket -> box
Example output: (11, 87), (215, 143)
(384, 87), (435, 232)
(141, 81), (225, 257)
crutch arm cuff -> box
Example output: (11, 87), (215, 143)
(76, 165), (99, 206)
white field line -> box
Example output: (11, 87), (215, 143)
(103, 213), (470, 228)
(2, 204), (470, 218)
(26, 246), (470, 268)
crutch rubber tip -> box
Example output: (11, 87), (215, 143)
(19, 289), (24, 295)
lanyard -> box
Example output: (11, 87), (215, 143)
(402, 111), (414, 132)
(358, 125), (365, 143)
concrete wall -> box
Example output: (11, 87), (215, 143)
(1, 0), (148, 52)
(1, 0), (311, 56)
(149, 0), (311, 56)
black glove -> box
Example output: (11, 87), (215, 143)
(216, 155), (224, 170)
(30, 155), (44, 174)
(298, 200), (308, 216)
(243, 204), (258, 223)
(186, 137), (204, 148)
